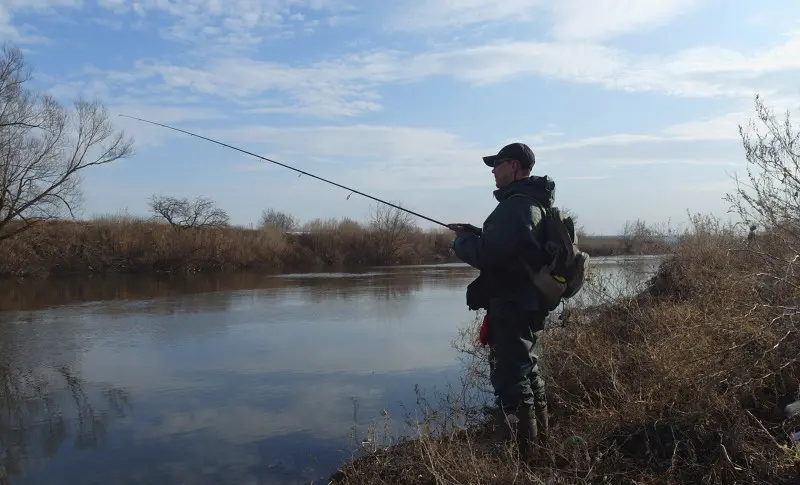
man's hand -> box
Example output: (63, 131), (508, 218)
(447, 223), (482, 236)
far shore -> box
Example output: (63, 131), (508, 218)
(0, 216), (669, 280)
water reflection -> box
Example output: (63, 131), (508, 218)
(0, 364), (131, 485)
(0, 266), (475, 314)
(570, 255), (665, 308)
(0, 265), (480, 484)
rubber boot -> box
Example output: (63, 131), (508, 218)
(482, 405), (514, 443)
(515, 405), (538, 463)
(534, 400), (549, 446)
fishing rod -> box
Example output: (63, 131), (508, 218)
(119, 115), (450, 229)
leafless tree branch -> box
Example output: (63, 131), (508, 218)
(148, 194), (230, 229)
(0, 42), (135, 243)
(260, 208), (296, 232)
(369, 202), (417, 263)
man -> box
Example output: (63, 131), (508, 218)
(448, 142), (554, 460)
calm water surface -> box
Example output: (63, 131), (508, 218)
(0, 257), (661, 485)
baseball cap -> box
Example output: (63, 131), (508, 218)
(482, 142), (536, 170)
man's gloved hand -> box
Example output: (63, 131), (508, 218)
(447, 223), (483, 236)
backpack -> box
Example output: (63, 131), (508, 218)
(511, 196), (590, 310)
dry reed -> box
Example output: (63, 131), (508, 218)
(0, 215), (644, 279)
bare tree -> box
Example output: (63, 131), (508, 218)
(369, 202), (417, 263)
(260, 208), (296, 232)
(148, 194), (229, 229)
(0, 43), (134, 242)
(725, 94), (800, 257)
(619, 218), (652, 254)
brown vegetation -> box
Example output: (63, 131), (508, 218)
(0, 212), (456, 278)
(578, 234), (669, 257)
(328, 95), (800, 484)
(0, 204), (653, 279)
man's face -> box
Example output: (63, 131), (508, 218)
(491, 158), (519, 188)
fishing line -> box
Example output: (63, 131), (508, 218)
(119, 115), (449, 228)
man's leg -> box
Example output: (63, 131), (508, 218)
(527, 324), (549, 445)
(486, 303), (545, 458)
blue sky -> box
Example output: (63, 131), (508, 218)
(6, 0), (800, 235)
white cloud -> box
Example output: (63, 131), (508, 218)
(77, 29), (800, 119)
(534, 114), (746, 153)
(93, 0), (351, 51)
(681, 179), (736, 193)
(662, 40), (800, 76)
(562, 175), (610, 180)
(385, 0), (542, 31)
(385, 0), (702, 42)
(548, 0), (703, 41)
(531, 123), (746, 172)
(417, 41), (626, 86)
(109, 104), (229, 149)
(660, 112), (749, 141)
(538, 94), (800, 153)
(607, 158), (738, 167)
(209, 124), (491, 189)
(200, 109), (756, 194)
(122, 54), (394, 118)
(0, 0), (82, 44)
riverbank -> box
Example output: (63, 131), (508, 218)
(329, 214), (800, 485)
(0, 216), (652, 279)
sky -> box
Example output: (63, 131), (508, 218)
(5, 0), (800, 235)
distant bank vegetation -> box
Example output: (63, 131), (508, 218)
(0, 194), (665, 279)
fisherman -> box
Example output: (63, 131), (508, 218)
(447, 142), (554, 461)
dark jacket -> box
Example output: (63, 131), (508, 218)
(452, 175), (556, 312)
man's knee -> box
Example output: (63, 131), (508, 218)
(487, 304), (547, 408)
(490, 347), (537, 409)
(529, 368), (547, 404)
(492, 367), (534, 410)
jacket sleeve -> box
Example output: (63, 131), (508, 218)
(452, 200), (528, 270)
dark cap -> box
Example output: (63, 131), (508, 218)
(482, 142), (535, 170)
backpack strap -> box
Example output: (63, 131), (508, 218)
(548, 207), (576, 267)
(506, 193), (547, 250)
(507, 193), (576, 281)
(507, 194), (548, 231)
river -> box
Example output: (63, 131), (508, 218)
(0, 256), (663, 485)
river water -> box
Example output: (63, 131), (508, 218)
(0, 256), (662, 485)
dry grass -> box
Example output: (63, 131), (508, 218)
(0, 217), (292, 277)
(331, 213), (800, 485)
(0, 215), (457, 278)
(0, 215), (646, 278)
(578, 237), (628, 256)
